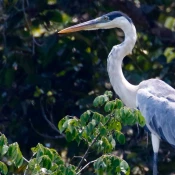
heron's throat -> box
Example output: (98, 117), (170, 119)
(107, 22), (138, 108)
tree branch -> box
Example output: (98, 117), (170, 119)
(29, 118), (64, 139)
(76, 159), (98, 175)
(40, 101), (65, 137)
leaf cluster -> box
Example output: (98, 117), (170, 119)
(0, 134), (76, 175)
(58, 91), (145, 174)
(94, 155), (130, 175)
(0, 89), (146, 175)
(0, 134), (23, 175)
(26, 143), (76, 175)
(59, 91), (145, 152)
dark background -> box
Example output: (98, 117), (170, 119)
(0, 0), (175, 174)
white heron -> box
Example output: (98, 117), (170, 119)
(58, 11), (175, 175)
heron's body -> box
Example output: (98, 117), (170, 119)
(138, 79), (175, 147)
(58, 11), (175, 174)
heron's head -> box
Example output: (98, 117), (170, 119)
(58, 11), (133, 34)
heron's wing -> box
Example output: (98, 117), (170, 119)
(137, 79), (175, 146)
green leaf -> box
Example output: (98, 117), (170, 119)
(99, 124), (107, 136)
(115, 131), (126, 145)
(104, 91), (113, 98)
(34, 143), (54, 162)
(114, 109), (121, 121)
(86, 121), (95, 134)
(1, 145), (8, 156)
(120, 160), (130, 175)
(7, 143), (23, 168)
(51, 149), (64, 165)
(66, 118), (79, 134)
(50, 163), (58, 171)
(116, 99), (124, 109)
(80, 110), (91, 125)
(94, 155), (129, 175)
(0, 134), (8, 146)
(27, 147), (65, 174)
(119, 107), (130, 125)
(0, 161), (8, 175)
(101, 137), (112, 153)
(93, 95), (109, 107)
(39, 155), (52, 169)
(108, 119), (122, 131)
(0, 134), (8, 157)
(137, 111), (146, 127)
(115, 122), (122, 131)
(58, 116), (69, 133)
(35, 143), (45, 158)
(27, 158), (40, 174)
(92, 112), (104, 124)
(104, 101), (116, 112)
(108, 135), (116, 149)
(125, 110), (136, 125)
(65, 130), (76, 142)
(93, 96), (100, 107)
(111, 157), (120, 167)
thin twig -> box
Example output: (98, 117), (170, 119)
(29, 118), (64, 139)
(40, 101), (65, 137)
(72, 156), (87, 162)
(76, 133), (100, 171)
(23, 156), (29, 163)
(76, 159), (97, 174)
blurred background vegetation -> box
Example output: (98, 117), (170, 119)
(0, 0), (175, 174)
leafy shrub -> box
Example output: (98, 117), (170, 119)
(0, 91), (145, 175)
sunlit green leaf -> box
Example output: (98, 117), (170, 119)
(93, 95), (109, 107)
(104, 91), (113, 98)
(0, 134), (8, 157)
(39, 155), (52, 169)
(0, 161), (8, 175)
(115, 131), (126, 145)
(137, 111), (146, 127)
(7, 143), (23, 168)
(104, 101), (116, 112)
(80, 110), (91, 125)
(65, 130), (77, 142)
(92, 112), (104, 124)
(120, 160), (130, 175)
(115, 99), (124, 109)
(58, 116), (69, 133)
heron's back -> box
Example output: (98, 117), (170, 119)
(137, 79), (175, 146)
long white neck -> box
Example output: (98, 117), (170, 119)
(107, 21), (138, 108)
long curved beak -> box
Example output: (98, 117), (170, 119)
(58, 19), (99, 34)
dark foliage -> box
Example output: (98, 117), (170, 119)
(0, 0), (175, 174)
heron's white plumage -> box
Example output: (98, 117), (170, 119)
(106, 13), (175, 148)
(151, 134), (160, 153)
(107, 16), (138, 108)
(137, 79), (175, 146)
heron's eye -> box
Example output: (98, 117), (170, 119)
(103, 16), (109, 21)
